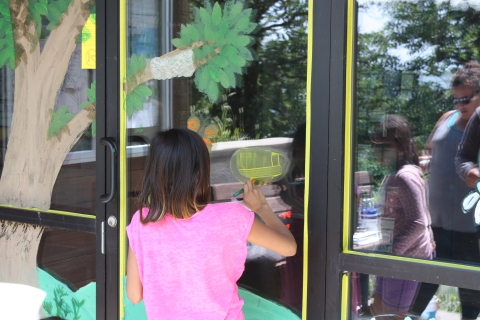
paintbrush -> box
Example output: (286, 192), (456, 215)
(232, 178), (256, 197)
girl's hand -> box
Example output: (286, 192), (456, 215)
(242, 179), (268, 213)
(244, 178), (297, 257)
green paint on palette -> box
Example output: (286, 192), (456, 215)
(122, 276), (299, 320)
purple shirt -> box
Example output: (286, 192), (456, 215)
(381, 165), (433, 259)
(127, 203), (254, 320)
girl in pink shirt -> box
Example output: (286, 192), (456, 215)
(126, 128), (297, 320)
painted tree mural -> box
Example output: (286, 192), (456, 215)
(0, 0), (96, 299)
(0, 0), (96, 210)
(0, 0), (257, 211)
(0, 0), (257, 295)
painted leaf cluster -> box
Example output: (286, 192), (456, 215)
(81, 14), (96, 44)
(48, 80), (96, 140)
(1, 0), (87, 68)
(80, 81), (96, 110)
(48, 106), (75, 140)
(29, 0), (73, 34)
(80, 81), (96, 136)
(126, 54), (153, 117)
(172, 0), (258, 104)
(0, 2), (15, 69)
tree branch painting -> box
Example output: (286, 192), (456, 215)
(0, 0), (95, 209)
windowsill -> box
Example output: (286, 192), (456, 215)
(62, 137), (294, 165)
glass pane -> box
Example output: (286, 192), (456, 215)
(352, 1), (480, 268)
(0, 3), (97, 214)
(124, 0), (306, 318)
(350, 272), (480, 320)
(0, 222), (96, 319)
(38, 227), (96, 319)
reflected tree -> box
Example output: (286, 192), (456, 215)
(191, 0), (308, 138)
(355, 1), (480, 145)
(354, 1), (477, 183)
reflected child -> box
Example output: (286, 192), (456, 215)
(369, 115), (434, 318)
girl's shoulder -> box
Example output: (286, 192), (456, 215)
(204, 202), (251, 215)
(397, 165), (422, 174)
(395, 165), (425, 185)
(129, 208), (151, 225)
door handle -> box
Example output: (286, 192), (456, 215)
(100, 137), (117, 203)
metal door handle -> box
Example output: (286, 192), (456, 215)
(100, 137), (117, 203)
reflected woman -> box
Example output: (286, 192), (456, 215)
(369, 115), (434, 319)
(415, 61), (480, 320)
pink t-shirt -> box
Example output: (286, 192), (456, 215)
(126, 203), (254, 320)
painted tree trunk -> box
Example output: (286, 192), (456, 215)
(0, 0), (94, 210)
(0, 221), (45, 317)
(0, 221), (44, 287)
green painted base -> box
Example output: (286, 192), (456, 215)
(122, 276), (300, 320)
(37, 269), (300, 320)
(38, 268), (95, 320)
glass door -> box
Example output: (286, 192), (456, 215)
(323, 0), (480, 319)
(119, 0), (309, 319)
(0, 1), (115, 319)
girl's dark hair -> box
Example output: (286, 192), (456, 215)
(451, 60), (480, 93)
(138, 128), (211, 223)
(371, 114), (419, 171)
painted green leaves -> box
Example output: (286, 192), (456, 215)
(0, 1), (15, 69)
(30, 0), (74, 32)
(80, 81), (96, 110)
(1, 0), (85, 69)
(81, 81), (96, 136)
(172, 0), (258, 104)
(48, 106), (75, 140)
(48, 81), (96, 139)
(125, 54), (153, 117)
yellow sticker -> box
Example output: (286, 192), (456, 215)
(82, 14), (96, 69)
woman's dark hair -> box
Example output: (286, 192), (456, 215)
(138, 128), (211, 223)
(371, 114), (419, 171)
(451, 60), (480, 93)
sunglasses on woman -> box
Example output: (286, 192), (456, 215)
(452, 94), (476, 105)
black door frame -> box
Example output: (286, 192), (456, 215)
(0, 1), (115, 319)
(97, 0), (121, 318)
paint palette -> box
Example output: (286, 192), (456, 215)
(230, 147), (290, 184)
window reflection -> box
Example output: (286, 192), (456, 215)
(354, 1), (480, 264)
(353, 2), (480, 317)
(351, 272), (478, 320)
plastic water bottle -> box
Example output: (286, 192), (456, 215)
(420, 295), (438, 320)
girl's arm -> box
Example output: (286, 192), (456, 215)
(126, 246), (143, 304)
(243, 180), (297, 257)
